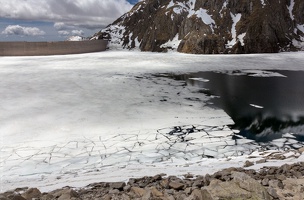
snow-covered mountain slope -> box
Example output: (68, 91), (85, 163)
(93, 0), (304, 54)
(66, 36), (85, 41)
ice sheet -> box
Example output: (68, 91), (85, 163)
(1, 51), (304, 192)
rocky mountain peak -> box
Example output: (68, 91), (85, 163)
(94, 0), (304, 54)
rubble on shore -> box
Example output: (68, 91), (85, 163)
(2, 159), (304, 200)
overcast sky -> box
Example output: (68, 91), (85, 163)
(0, 0), (139, 41)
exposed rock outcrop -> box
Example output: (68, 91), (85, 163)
(94, 0), (304, 54)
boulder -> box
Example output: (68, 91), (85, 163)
(201, 172), (271, 200)
(130, 187), (146, 197)
(21, 188), (41, 200)
(109, 182), (126, 191)
(169, 181), (185, 190)
(50, 188), (78, 200)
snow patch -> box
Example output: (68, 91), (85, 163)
(260, 0), (266, 7)
(160, 34), (181, 50)
(134, 37), (141, 47)
(66, 36), (84, 41)
(167, 0), (216, 31)
(126, 32), (141, 50)
(297, 24), (304, 33)
(185, 0), (216, 32)
(292, 38), (304, 49)
(292, 24), (304, 49)
(167, 0), (193, 15)
(287, 0), (295, 20)
(166, 0), (175, 9)
(195, 8), (215, 25)
(220, 0), (228, 17)
(226, 13), (242, 48)
(237, 32), (246, 46)
(103, 25), (126, 50)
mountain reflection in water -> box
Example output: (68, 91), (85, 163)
(165, 70), (304, 142)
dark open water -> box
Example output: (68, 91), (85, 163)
(163, 70), (304, 143)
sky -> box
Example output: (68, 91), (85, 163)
(0, 0), (139, 41)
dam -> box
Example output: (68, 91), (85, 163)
(0, 40), (108, 56)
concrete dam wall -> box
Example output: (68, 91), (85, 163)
(0, 40), (108, 56)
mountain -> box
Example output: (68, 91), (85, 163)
(93, 0), (304, 54)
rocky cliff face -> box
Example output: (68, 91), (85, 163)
(94, 0), (304, 54)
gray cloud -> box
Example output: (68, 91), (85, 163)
(54, 22), (72, 31)
(71, 30), (84, 36)
(58, 30), (70, 36)
(2, 25), (45, 36)
(0, 0), (133, 29)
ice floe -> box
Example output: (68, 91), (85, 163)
(218, 70), (287, 77)
(188, 77), (209, 82)
(249, 104), (264, 109)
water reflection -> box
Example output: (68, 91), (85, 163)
(164, 70), (304, 142)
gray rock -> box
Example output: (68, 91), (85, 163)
(165, 189), (175, 195)
(256, 159), (267, 164)
(163, 194), (175, 200)
(175, 193), (188, 200)
(21, 188), (41, 200)
(298, 147), (304, 154)
(269, 180), (284, 189)
(276, 174), (287, 181)
(190, 189), (205, 200)
(267, 167), (276, 175)
(101, 194), (111, 200)
(108, 189), (120, 194)
(11, 195), (26, 200)
(53, 188), (78, 200)
(152, 174), (163, 181)
(262, 178), (269, 186)
(123, 185), (131, 192)
(109, 182), (126, 190)
(169, 181), (184, 190)
(183, 173), (194, 179)
(0, 194), (8, 200)
(292, 170), (302, 178)
(204, 173), (211, 185)
(160, 178), (169, 188)
(201, 179), (252, 200)
(40, 193), (55, 200)
(120, 194), (131, 200)
(232, 172), (272, 200)
(267, 187), (279, 199)
(130, 187), (146, 197)
(184, 187), (192, 195)
(141, 190), (152, 200)
(244, 160), (254, 167)
(149, 186), (163, 197)
(192, 180), (204, 188)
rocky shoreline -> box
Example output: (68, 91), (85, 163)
(1, 153), (304, 200)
